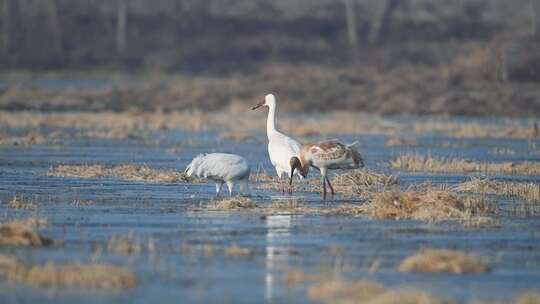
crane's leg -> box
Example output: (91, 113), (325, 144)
(239, 178), (250, 196)
(226, 181), (234, 197)
(320, 168), (328, 200)
(215, 182), (224, 197)
(322, 177), (327, 200)
(277, 170), (286, 193)
(325, 177), (335, 196)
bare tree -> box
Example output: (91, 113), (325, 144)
(116, 0), (128, 56)
(344, 0), (357, 48)
(45, 0), (62, 57)
(531, 0), (540, 36)
(1, 0), (8, 55)
(376, 0), (400, 43)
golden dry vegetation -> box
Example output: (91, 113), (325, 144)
(224, 244), (254, 257)
(307, 278), (454, 304)
(204, 197), (258, 210)
(107, 234), (147, 255)
(353, 189), (498, 224)
(385, 137), (418, 147)
(391, 154), (540, 176)
(0, 110), (537, 146)
(455, 177), (540, 203)
(7, 197), (38, 210)
(0, 219), (52, 247)
(397, 249), (489, 274)
(0, 255), (136, 290)
(48, 164), (191, 183)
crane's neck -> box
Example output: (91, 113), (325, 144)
(266, 103), (276, 138)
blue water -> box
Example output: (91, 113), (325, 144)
(0, 126), (539, 303)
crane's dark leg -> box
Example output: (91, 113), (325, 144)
(325, 177), (335, 196)
(322, 178), (327, 200)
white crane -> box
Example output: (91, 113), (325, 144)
(289, 139), (364, 199)
(252, 93), (302, 193)
(185, 153), (251, 197)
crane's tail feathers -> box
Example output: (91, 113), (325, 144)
(346, 141), (359, 148)
(185, 153), (205, 177)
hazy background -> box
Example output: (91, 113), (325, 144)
(0, 0), (539, 116)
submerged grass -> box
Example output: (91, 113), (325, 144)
(391, 154), (540, 176)
(107, 234), (146, 255)
(0, 219), (52, 247)
(7, 197), (38, 210)
(397, 248), (489, 274)
(385, 137), (418, 147)
(0, 255), (136, 291)
(48, 164), (190, 183)
(224, 244), (253, 257)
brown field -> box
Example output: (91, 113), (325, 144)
(0, 254), (136, 290)
(391, 154), (540, 176)
(397, 249), (489, 274)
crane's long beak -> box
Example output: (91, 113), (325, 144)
(289, 166), (296, 186)
(251, 101), (265, 110)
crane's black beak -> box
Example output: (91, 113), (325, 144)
(289, 157), (302, 185)
(251, 100), (265, 110)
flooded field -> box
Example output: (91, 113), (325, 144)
(0, 113), (539, 304)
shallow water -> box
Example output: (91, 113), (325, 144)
(0, 125), (539, 304)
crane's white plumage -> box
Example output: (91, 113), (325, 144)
(252, 94), (302, 191)
(290, 139), (364, 199)
(185, 153), (250, 196)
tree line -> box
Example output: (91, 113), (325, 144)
(0, 0), (538, 71)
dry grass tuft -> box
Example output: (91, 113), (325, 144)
(0, 254), (136, 290)
(270, 199), (304, 210)
(7, 197), (38, 210)
(385, 137), (418, 147)
(307, 278), (453, 304)
(0, 220), (52, 247)
(332, 170), (399, 197)
(0, 132), (51, 146)
(206, 197), (257, 210)
(218, 131), (258, 142)
(509, 203), (540, 217)
(391, 154), (540, 176)
(411, 120), (539, 140)
(366, 191), (457, 221)
(367, 290), (454, 304)
(397, 248), (489, 274)
(513, 292), (540, 304)
(462, 216), (501, 229)
(352, 189), (499, 225)
(455, 177), (540, 203)
(224, 244), (253, 257)
(307, 279), (385, 304)
(107, 235), (144, 255)
(282, 269), (320, 287)
(48, 164), (190, 183)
